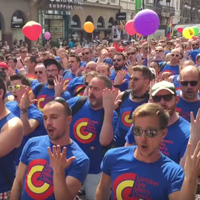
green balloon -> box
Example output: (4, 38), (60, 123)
(193, 27), (199, 36)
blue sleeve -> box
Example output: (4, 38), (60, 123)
(20, 139), (30, 165)
(101, 149), (114, 176)
(67, 157), (90, 184)
(31, 80), (38, 88)
(167, 167), (184, 195)
(125, 124), (136, 144)
(67, 79), (75, 97)
(180, 136), (189, 158)
(31, 83), (41, 97)
(61, 91), (71, 100)
(28, 105), (43, 123)
(112, 111), (118, 133)
(67, 96), (81, 108)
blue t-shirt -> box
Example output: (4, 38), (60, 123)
(67, 97), (118, 174)
(20, 136), (89, 200)
(31, 79), (38, 88)
(101, 146), (184, 200)
(114, 94), (148, 147)
(63, 70), (76, 87)
(6, 101), (47, 165)
(80, 61), (86, 67)
(125, 117), (190, 164)
(176, 90), (200, 122)
(189, 49), (200, 62)
(67, 76), (85, 97)
(32, 83), (71, 112)
(68, 41), (74, 49)
(110, 70), (129, 92)
(161, 64), (179, 75)
(173, 75), (181, 91)
(0, 112), (17, 193)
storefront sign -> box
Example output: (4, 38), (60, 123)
(11, 11), (25, 29)
(135, 0), (142, 13)
(116, 13), (126, 20)
(47, 0), (83, 10)
(71, 20), (78, 27)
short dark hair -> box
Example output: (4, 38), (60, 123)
(30, 56), (37, 64)
(46, 97), (72, 116)
(115, 52), (126, 60)
(0, 69), (7, 81)
(70, 54), (81, 63)
(0, 77), (6, 99)
(10, 74), (31, 87)
(95, 74), (112, 89)
(132, 65), (152, 80)
(7, 57), (17, 63)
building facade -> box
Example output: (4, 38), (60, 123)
(0, 0), (120, 46)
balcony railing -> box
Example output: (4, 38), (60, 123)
(145, 3), (175, 17)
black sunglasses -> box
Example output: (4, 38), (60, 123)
(113, 59), (122, 62)
(180, 81), (198, 86)
(171, 54), (179, 57)
(132, 126), (158, 138)
(155, 50), (163, 53)
(192, 44), (199, 46)
(152, 94), (174, 102)
(84, 82), (89, 87)
(127, 52), (136, 56)
(35, 71), (43, 75)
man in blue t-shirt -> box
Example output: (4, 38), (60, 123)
(114, 66), (151, 147)
(110, 52), (129, 92)
(125, 81), (190, 165)
(96, 103), (185, 200)
(30, 59), (71, 112)
(7, 74), (47, 166)
(176, 65), (200, 122)
(10, 99), (90, 200)
(67, 75), (118, 200)
(0, 77), (23, 198)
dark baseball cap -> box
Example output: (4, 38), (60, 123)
(43, 59), (62, 70)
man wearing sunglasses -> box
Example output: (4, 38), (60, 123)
(82, 48), (93, 64)
(176, 65), (200, 122)
(161, 49), (180, 75)
(110, 52), (129, 92)
(126, 47), (138, 66)
(125, 81), (190, 165)
(6, 74), (47, 167)
(139, 42), (150, 67)
(0, 77), (23, 199)
(96, 103), (197, 200)
(154, 46), (165, 64)
(30, 59), (71, 112)
(34, 63), (47, 83)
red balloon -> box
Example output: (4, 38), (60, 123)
(22, 21), (42, 41)
(177, 28), (183, 33)
(125, 20), (136, 36)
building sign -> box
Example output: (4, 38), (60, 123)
(116, 13), (126, 21)
(97, 22), (103, 28)
(11, 11), (25, 29)
(45, 0), (83, 10)
(71, 20), (78, 27)
(135, 0), (142, 13)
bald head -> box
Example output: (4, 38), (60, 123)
(180, 65), (200, 81)
(85, 61), (97, 74)
(181, 60), (195, 69)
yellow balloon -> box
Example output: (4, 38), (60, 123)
(183, 27), (195, 39)
(83, 22), (94, 33)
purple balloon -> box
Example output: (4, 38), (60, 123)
(44, 32), (51, 40)
(134, 9), (160, 36)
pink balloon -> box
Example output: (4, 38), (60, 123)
(44, 32), (51, 40)
(125, 20), (136, 36)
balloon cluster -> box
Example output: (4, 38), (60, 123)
(182, 26), (199, 39)
(125, 9), (160, 37)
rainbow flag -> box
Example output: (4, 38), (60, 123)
(166, 17), (173, 39)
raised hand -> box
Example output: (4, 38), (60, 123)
(54, 75), (64, 97)
(102, 88), (115, 112)
(48, 145), (76, 172)
(114, 70), (127, 86)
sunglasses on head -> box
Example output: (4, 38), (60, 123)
(171, 54), (179, 57)
(127, 52), (136, 56)
(180, 81), (198, 86)
(35, 71), (43, 75)
(113, 59), (122, 62)
(152, 94), (174, 102)
(82, 52), (89, 56)
(132, 126), (158, 138)
(8, 84), (25, 92)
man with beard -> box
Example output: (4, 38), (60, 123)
(114, 66), (151, 147)
(67, 75), (118, 200)
(110, 53), (129, 91)
(176, 65), (200, 122)
(125, 81), (190, 165)
(30, 59), (71, 112)
(10, 99), (89, 200)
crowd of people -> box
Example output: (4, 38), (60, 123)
(1, 36), (200, 200)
